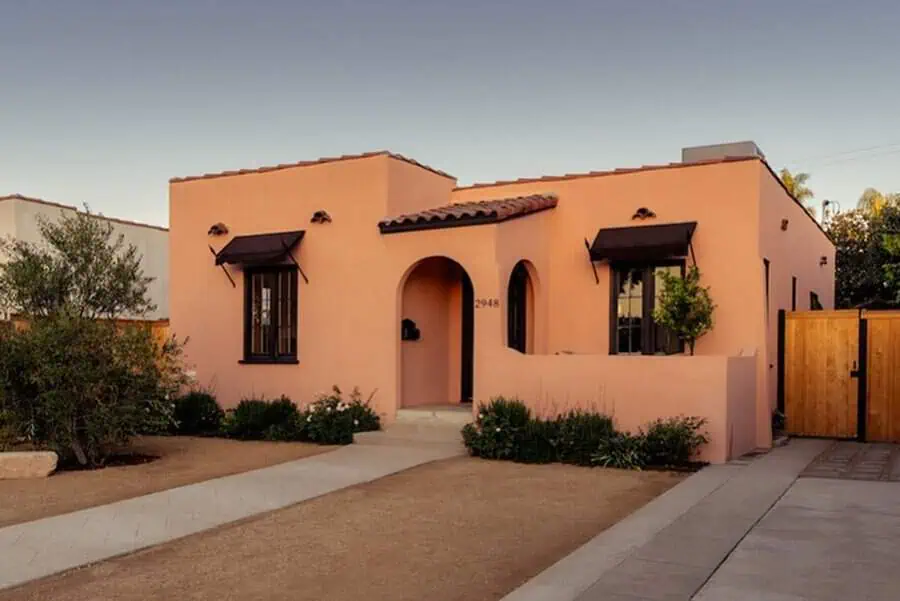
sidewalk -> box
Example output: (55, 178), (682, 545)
(0, 436), (462, 591)
(501, 439), (831, 601)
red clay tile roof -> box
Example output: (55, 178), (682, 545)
(0, 194), (168, 232)
(379, 194), (557, 234)
(169, 151), (454, 183)
(454, 155), (759, 190)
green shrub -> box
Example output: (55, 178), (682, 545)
(462, 400), (615, 466)
(554, 410), (615, 466)
(462, 397), (532, 460)
(300, 393), (354, 445)
(516, 418), (559, 464)
(0, 409), (19, 451)
(0, 316), (184, 467)
(172, 390), (224, 435)
(592, 432), (647, 470)
(642, 416), (709, 466)
(223, 396), (301, 441)
(344, 387), (381, 432)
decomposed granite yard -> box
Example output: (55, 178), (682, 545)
(0, 435), (329, 527)
(0, 457), (682, 601)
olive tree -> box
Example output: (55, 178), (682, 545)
(0, 209), (183, 467)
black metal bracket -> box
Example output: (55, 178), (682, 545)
(208, 245), (236, 288)
(689, 240), (698, 269)
(584, 238), (600, 285)
(282, 245), (309, 284)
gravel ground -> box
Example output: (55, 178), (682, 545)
(0, 435), (330, 527)
(0, 457), (683, 601)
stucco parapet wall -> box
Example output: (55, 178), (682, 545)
(0, 451), (58, 479)
(479, 352), (758, 463)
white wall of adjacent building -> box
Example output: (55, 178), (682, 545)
(0, 195), (169, 320)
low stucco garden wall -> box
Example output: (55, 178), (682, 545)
(478, 351), (758, 463)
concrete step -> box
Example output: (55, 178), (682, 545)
(354, 420), (466, 451)
(395, 404), (473, 426)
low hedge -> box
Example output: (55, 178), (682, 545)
(171, 386), (381, 446)
(462, 397), (708, 470)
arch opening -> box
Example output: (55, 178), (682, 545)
(399, 256), (473, 407)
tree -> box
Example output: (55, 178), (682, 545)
(779, 168), (817, 216)
(0, 209), (182, 467)
(0, 209), (154, 319)
(652, 266), (715, 356)
(857, 187), (900, 218)
(827, 205), (900, 308)
(827, 209), (879, 308)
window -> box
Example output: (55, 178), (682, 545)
(243, 266), (298, 363)
(507, 262), (529, 353)
(611, 263), (683, 355)
(791, 276), (797, 311)
(763, 258), (770, 321)
(810, 291), (823, 311)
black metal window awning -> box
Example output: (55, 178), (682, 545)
(588, 222), (697, 262)
(214, 230), (305, 266)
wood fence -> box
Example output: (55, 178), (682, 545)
(780, 309), (900, 442)
(1, 316), (169, 344)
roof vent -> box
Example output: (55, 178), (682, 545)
(681, 141), (765, 163)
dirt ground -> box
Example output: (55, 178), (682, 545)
(0, 436), (329, 527)
(0, 458), (683, 601)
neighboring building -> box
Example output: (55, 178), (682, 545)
(0, 194), (169, 320)
(169, 142), (834, 462)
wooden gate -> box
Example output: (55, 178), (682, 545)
(780, 309), (900, 442)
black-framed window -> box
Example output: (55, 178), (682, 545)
(243, 266), (298, 363)
(507, 262), (529, 353)
(610, 262), (683, 355)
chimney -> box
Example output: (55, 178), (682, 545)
(681, 141), (765, 163)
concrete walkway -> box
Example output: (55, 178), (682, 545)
(0, 436), (463, 590)
(695, 471), (900, 600)
(501, 439), (831, 601)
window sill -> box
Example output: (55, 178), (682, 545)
(238, 357), (299, 365)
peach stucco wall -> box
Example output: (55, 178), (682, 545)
(169, 154), (833, 461)
(475, 350), (757, 462)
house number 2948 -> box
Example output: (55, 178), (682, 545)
(475, 298), (500, 309)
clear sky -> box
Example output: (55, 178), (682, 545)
(2, 0), (899, 227)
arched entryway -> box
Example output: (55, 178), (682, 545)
(399, 257), (474, 407)
(507, 260), (536, 354)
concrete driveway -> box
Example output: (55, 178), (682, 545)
(695, 444), (900, 601)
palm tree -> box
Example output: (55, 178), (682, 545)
(857, 188), (900, 217)
(779, 168), (816, 216)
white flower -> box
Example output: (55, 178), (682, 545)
(306, 415), (312, 422)
(495, 427), (501, 432)
(326, 406), (332, 413)
(353, 419), (359, 426)
(479, 413), (484, 419)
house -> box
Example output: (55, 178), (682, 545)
(169, 142), (834, 462)
(0, 194), (169, 320)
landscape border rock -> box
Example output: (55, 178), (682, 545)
(0, 451), (58, 479)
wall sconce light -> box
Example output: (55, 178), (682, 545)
(311, 210), (332, 224)
(781, 219), (789, 231)
(819, 256), (828, 266)
(207, 222), (229, 236)
(631, 207), (657, 220)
